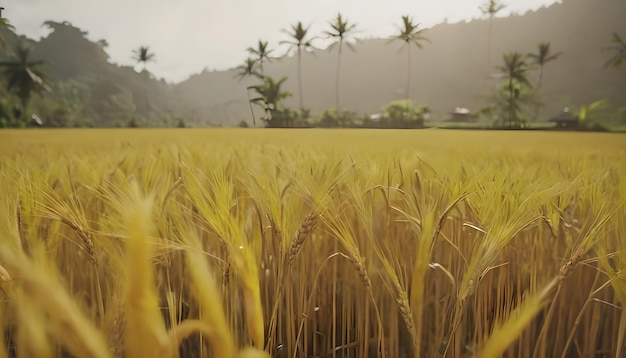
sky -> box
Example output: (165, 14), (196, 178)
(5, 0), (560, 83)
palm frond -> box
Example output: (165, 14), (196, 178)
(604, 32), (626, 69)
(388, 16), (429, 48)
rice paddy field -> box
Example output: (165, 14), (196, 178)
(0, 128), (625, 358)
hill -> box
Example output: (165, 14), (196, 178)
(1, 0), (625, 127)
(176, 0), (626, 125)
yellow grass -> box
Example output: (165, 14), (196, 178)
(0, 128), (624, 358)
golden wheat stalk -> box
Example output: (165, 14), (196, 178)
(287, 213), (318, 266)
(123, 187), (172, 357)
(347, 253), (372, 291)
(0, 264), (10, 283)
(477, 278), (557, 358)
(0, 246), (110, 358)
(59, 216), (98, 266)
(185, 233), (237, 357)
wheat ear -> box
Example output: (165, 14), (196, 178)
(287, 213), (318, 266)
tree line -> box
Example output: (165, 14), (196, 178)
(0, 2), (624, 128)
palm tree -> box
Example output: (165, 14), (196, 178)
(480, 0), (505, 69)
(132, 46), (155, 72)
(280, 22), (315, 110)
(132, 46), (155, 110)
(247, 75), (292, 126)
(246, 40), (273, 75)
(527, 42), (562, 87)
(235, 58), (259, 82)
(388, 15), (429, 115)
(325, 13), (358, 112)
(0, 7), (15, 51)
(604, 32), (626, 69)
(497, 52), (532, 127)
(0, 41), (51, 122)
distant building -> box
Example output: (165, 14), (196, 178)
(549, 108), (579, 128)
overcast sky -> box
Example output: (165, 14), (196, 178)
(5, 0), (560, 83)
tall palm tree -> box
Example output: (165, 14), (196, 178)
(480, 0), (505, 69)
(497, 52), (532, 127)
(246, 40), (273, 75)
(235, 57), (259, 82)
(604, 32), (626, 69)
(0, 7), (15, 51)
(280, 22), (315, 110)
(527, 42), (562, 87)
(132, 46), (155, 72)
(132, 46), (155, 110)
(388, 15), (429, 113)
(0, 41), (51, 121)
(325, 13), (357, 112)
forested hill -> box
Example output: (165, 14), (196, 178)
(0, 21), (178, 128)
(1, 0), (625, 127)
(176, 0), (626, 125)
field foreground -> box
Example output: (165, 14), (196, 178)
(0, 129), (625, 358)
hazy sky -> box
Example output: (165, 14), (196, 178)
(5, 0), (560, 83)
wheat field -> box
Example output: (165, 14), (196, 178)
(0, 128), (625, 358)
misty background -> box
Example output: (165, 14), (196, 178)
(0, 0), (625, 128)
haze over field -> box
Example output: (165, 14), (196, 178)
(8, 0), (560, 82)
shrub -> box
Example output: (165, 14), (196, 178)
(379, 100), (429, 128)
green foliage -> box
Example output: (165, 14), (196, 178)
(29, 80), (94, 127)
(495, 52), (533, 127)
(0, 22), (180, 128)
(488, 81), (539, 128)
(247, 74), (292, 126)
(379, 100), (429, 128)
(480, 0), (506, 18)
(280, 21), (316, 109)
(312, 106), (431, 129)
(575, 99), (609, 125)
(263, 108), (308, 128)
(1, 4), (623, 129)
(325, 13), (358, 48)
(234, 58), (259, 81)
(0, 91), (18, 127)
(389, 16), (429, 48)
(528, 42), (562, 87)
(281, 22), (315, 53)
(0, 40), (51, 124)
(246, 40), (273, 74)
(579, 100), (608, 121)
(604, 32), (626, 69)
(525, 42), (562, 121)
(87, 78), (136, 125)
(132, 45), (156, 114)
(315, 108), (361, 128)
(480, 0), (505, 68)
(35, 21), (110, 80)
(388, 16), (429, 104)
(325, 13), (358, 111)
(0, 7), (15, 51)
(132, 46), (155, 72)
(498, 52), (532, 88)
